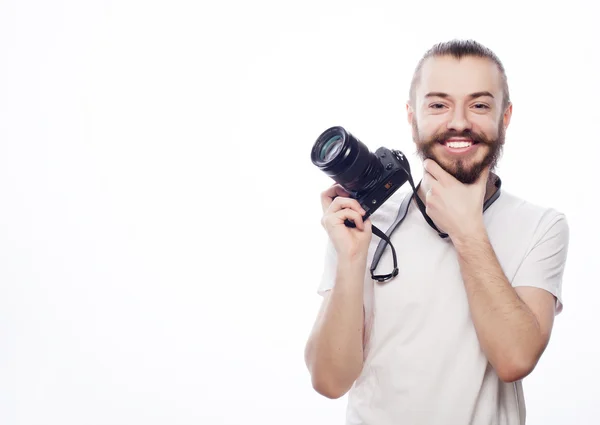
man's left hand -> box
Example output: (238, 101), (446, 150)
(422, 159), (489, 241)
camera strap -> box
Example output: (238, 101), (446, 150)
(369, 193), (413, 282)
(369, 155), (502, 282)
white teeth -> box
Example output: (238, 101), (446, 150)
(446, 141), (472, 148)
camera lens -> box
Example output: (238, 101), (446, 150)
(319, 135), (344, 162)
(311, 126), (383, 194)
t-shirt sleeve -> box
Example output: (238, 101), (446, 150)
(511, 211), (570, 315)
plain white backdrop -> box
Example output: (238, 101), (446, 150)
(1, 0), (598, 424)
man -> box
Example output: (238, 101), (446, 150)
(304, 40), (570, 425)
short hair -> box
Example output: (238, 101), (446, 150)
(409, 39), (511, 110)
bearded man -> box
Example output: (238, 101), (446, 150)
(304, 39), (570, 425)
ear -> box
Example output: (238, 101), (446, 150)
(406, 102), (414, 126)
(503, 102), (513, 130)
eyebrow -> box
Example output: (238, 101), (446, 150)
(424, 91), (495, 99)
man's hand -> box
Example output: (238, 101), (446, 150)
(320, 183), (373, 259)
(421, 159), (489, 241)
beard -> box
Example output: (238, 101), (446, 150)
(412, 119), (505, 184)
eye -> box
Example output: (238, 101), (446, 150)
(429, 103), (446, 109)
(473, 103), (490, 109)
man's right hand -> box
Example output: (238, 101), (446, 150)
(320, 184), (373, 259)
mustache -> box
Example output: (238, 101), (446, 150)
(430, 130), (491, 145)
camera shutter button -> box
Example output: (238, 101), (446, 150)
(386, 163), (393, 170)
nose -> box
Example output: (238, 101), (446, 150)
(447, 107), (472, 133)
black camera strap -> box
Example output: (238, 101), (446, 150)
(369, 193), (413, 282)
(369, 151), (502, 282)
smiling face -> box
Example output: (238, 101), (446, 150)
(407, 55), (512, 184)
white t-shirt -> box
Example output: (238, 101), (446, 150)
(317, 186), (569, 425)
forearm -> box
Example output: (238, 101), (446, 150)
(454, 228), (544, 382)
(305, 255), (367, 398)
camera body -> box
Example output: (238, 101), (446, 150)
(311, 126), (412, 223)
(353, 147), (410, 220)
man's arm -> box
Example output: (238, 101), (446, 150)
(419, 159), (568, 383)
(304, 255), (367, 399)
(453, 228), (558, 383)
(305, 183), (373, 398)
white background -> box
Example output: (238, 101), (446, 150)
(1, 0), (598, 424)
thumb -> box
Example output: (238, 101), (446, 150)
(477, 166), (491, 185)
(476, 166), (491, 197)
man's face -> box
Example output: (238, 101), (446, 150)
(408, 55), (512, 184)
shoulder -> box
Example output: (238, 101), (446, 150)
(495, 190), (566, 221)
(488, 190), (569, 245)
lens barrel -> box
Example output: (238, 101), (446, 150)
(311, 126), (383, 194)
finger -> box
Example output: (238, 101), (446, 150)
(475, 167), (492, 198)
(320, 184), (351, 211)
(332, 208), (365, 230)
(329, 197), (366, 215)
(477, 166), (491, 185)
(424, 180), (442, 204)
(322, 207), (365, 230)
(422, 172), (441, 193)
(322, 183), (350, 199)
(423, 159), (454, 185)
(363, 217), (372, 231)
(422, 171), (434, 189)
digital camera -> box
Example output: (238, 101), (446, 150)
(311, 126), (411, 224)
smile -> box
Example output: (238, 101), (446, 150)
(439, 138), (479, 154)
